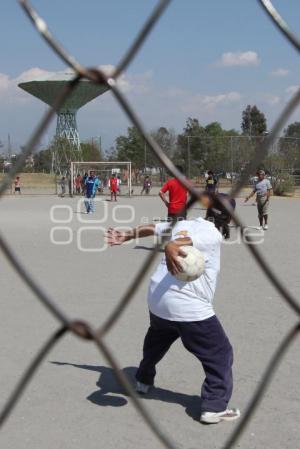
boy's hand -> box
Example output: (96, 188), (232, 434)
(105, 228), (130, 246)
(165, 241), (186, 275)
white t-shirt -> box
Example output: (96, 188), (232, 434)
(147, 218), (222, 322)
(254, 178), (272, 197)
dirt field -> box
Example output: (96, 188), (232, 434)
(0, 194), (299, 449)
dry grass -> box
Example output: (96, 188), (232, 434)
(0, 173), (56, 188)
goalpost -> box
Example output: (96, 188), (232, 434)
(70, 161), (132, 196)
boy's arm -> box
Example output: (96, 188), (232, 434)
(105, 225), (156, 246)
(266, 181), (272, 200)
(159, 181), (169, 208)
(245, 189), (256, 202)
(106, 227), (191, 275)
(159, 190), (169, 208)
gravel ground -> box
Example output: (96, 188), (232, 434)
(0, 194), (299, 449)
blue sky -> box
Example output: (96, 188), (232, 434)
(0, 0), (300, 152)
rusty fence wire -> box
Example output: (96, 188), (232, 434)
(0, 1), (300, 448)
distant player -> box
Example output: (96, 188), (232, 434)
(60, 176), (66, 198)
(14, 176), (21, 194)
(117, 175), (122, 195)
(205, 170), (218, 193)
(159, 166), (188, 221)
(109, 173), (118, 201)
(141, 176), (152, 195)
(84, 170), (100, 214)
(202, 192), (236, 239)
(106, 192), (240, 424)
(245, 170), (272, 230)
(75, 174), (82, 194)
(81, 172), (88, 195)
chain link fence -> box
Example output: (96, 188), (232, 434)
(0, 1), (300, 448)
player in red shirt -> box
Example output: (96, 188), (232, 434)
(159, 166), (188, 221)
(109, 173), (118, 201)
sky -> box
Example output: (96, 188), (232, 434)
(0, 0), (300, 153)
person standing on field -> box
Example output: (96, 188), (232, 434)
(81, 172), (88, 195)
(141, 176), (152, 195)
(14, 176), (21, 194)
(205, 171), (218, 193)
(244, 170), (272, 230)
(84, 170), (100, 214)
(117, 175), (122, 195)
(75, 174), (82, 194)
(60, 176), (66, 198)
(159, 166), (188, 221)
(109, 173), (118, 201)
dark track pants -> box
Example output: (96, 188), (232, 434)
(136, 312), (233, 412)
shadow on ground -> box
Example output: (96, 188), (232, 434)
(51, 362), (201, 420)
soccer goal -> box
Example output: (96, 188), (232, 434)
(70, 161), (132, 196)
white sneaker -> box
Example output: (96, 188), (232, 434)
(263, 224), (268, 230)
(257, 226), (263, 231)
(200, 408), (240, 424)
(135, 381), (151, 394)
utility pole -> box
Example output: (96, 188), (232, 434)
(144, 141), (147, 173)
(187, 136), (191, 179)
(8, 134), (12, 160)
(230, 136), (234, 184)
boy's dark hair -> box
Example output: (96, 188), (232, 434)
(175, 165), (184, 174)
(207, 170), (213, 176)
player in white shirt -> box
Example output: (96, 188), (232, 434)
(106, 200), (240, 424)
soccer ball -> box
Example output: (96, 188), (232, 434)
(174, 246), (205, 282)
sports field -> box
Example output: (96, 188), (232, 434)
(0, 194), (299, 449)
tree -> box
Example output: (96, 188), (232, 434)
(283, 121), (300, 138)
(278, 122), (300, 169)
(149, 127), (176, 165)
(81, 140), (103, 162)
(115, 126), (145, 169)
(241, 105), (267, 136)
(176, 118), (206, 174)
(105, 146), (119, 161)
(149, 127), (177, 181)
(177, 118), (240, 175)
(34, 149), (52, 172)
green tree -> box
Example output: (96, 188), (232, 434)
(105, 146), (119, 161)
(34, 149), (52, 172)
(278, 122), (300, 169)
(177, 118), (240, 175)
(149, 127), (176, 166)
(176, 118), (205, 174)
(241, 105), (267, 136)
(81, 140), (103, 162)
(148, 127), (177, 181)
(115, 126), (145, 169)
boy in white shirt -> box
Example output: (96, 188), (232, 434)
(106, 199), (240, 424)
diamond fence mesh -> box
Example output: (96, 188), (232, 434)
(0, 1), (300, 448)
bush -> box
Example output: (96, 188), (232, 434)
(272, 175), (295, 196)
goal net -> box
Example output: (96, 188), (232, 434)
(70, 161), (132, 196)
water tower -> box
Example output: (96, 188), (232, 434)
(19, 71), (109, 174)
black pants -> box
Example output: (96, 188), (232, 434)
(136, 313), (233, 412)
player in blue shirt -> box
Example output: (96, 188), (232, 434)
(84, 171), (100, 214)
